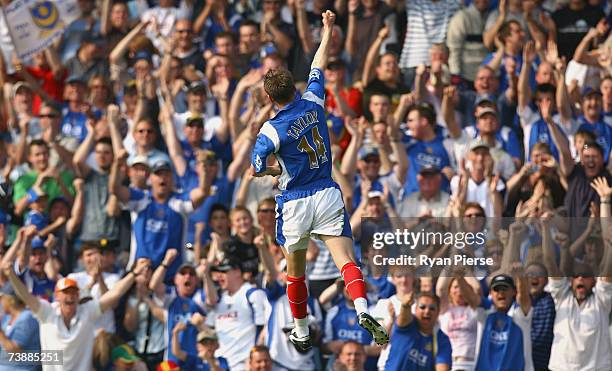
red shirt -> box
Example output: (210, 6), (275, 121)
(325, 87), (363, 117)
(26, 67), (66, 114)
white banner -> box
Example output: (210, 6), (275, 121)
(3, 0), (80, 59)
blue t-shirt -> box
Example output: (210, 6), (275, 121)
(61, 105), (102, 143)
(165, 288), (207, 363)
(128, 189), (193, 280)
(181, 354), (229, 371)
(402, 135), (452, 197)
(24, 210), (48, 232)
(18, 268), (55, 302)
(179, 171), (234, 245)
(475, 311), (526, 371)
(0, 310), (40, 371)
(526, 118), (562, 161)
(252, 68), (333, 192)
(384, 321), (452, 371)
(367, 274), (396, 301)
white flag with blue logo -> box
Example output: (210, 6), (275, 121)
(3, 0), (80, 59)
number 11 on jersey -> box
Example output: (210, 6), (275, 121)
(297, 126), (328, 169)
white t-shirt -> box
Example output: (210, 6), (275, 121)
(67, 271), (120, 333)
(547, 278), (612, 371)
(450, 176), (505, 217)
(34, 300), (102, 371)
(172, 111), (222, 142)
(438, 305), (478, 360)
(206, 283), (270, 371)
(397, 191), (450, 217)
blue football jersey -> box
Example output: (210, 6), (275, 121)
(577, 116), (612, 162)
(252, 68), (332, 191)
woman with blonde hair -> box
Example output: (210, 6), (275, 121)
(0, 286), (40, 370)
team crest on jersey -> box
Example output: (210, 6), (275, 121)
(348, 317), (355, 326)
(424, 342), (432, 352)
(255, 154), (263, 172)
(426, 147), (433, 154)
(495, 319), (505, 329)
(156, 209), (165, 218)
(183, 303), (189, 311)
(309, 69), (321, 80)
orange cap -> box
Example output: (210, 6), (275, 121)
(157, 361), (179, 371)
(55, 278), (79, 292)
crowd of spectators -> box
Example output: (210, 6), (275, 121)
(0, 0), (611, 370)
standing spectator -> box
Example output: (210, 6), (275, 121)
(64, 35), (109, 83)
(3, 259), (149, 371)
(447, 0), (491, 84)
(334, 341), (366, 371)
(205, 258), (270, 371)
(541, 204), (612, 371)
(61, 77), (94, 143)
(67, 242), (120, 333)
(13, 140), (74, 217)
(384, 292), (452, 370)
(483, 0), (547, 51)
(524, 262), (555, 371)
(72, 121), (119, 247)
(398, 0), (461, 88)
(483, 20), (528, 94)
(475, 273), (533, 371)
(109, 151), (211, 279)
(576, 88), (612, 162)
(344, 0), (395, 83)
(0, 285), (40, 371)
(397, 165), (450, 217)
(553, 0), (604, 59)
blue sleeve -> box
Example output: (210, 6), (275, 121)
(181, 354), (198, 370)
(481, 53), (494, 66)
(129, 187), (145, 201)
(505, 130), (522, 160)
(10, 316), (37, 349)
(436, 331), (453, 367)
(303, 68), (325, 107)
(217, 357), (230, 370)
(252, 135), (276, 174)
(264, 280), (286, 302)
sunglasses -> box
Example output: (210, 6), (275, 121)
(258, 208), (275, 214)
(40, 113), (59, 119)
(137, 129), (154, 134)
(417, 303), (437, 311)
(179, 270), (196, 276)
(492, 286), (510, 292)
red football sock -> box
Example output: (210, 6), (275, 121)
(287, 275), (308, 319)
(341, 262), (367, 301)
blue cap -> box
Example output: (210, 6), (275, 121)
(134, 51), (153, 63)
(66, 75), (85, 85)
(475, 94), (496, 106)
(358, 146), (379, 161)
(260, 43), (278, 59)
(581, 86), (602, 97)
(31, 236), (46, 250)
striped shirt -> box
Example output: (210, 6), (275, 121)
(530, 292), (555, 371)
(400, 0), (461, 69)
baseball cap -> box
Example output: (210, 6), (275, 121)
(12, 82), (32, 98)
(177, 262), (196, 274)
(581, 86), (602, 97)
(418, 164), (441, 176)
(127, 154), (149, 167)
(469, 139), (490, 152)
(475, 94), (496, 106)
(27, 188), (47, 203)
(55, 277), (79, 292)
(327, 57), (345, 70)
(150, 159), (172, 174)
(66, 75), (85, 85)
(477, 107), (497, 119)
(197, 328), (218, 342)
(367, 190), (384, 199)
(111, 344), (140, 364)
(186, 81), (207, 94)
(490, 274), (515, 291)
(211, 257), (242, 272)
(358, 147), (379, 161)
(157, 361), (180, 371)
(31, 236), (46, 250)
(186, 115), (204, 127)
(134, 50), (153, 64)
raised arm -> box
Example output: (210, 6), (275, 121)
(362, 26), (389, 86)
(541, 213), (561, 278)
(99, 259), (149, 312)
(572, 20), (608, 67)
(109, 149), (131, 203)
(441, 86), (462, 139)
(3, 259), (40, 313)
(72, 120), (95, 178)
(541, 101), (573, 177)
(554, 58), (572, 125)
(395, 291), (414, 327)
(483, 0), (507, 50)
(171, 322), (189, 361)
(311, 11), (336, 71)
(518, 41), (535, 112)
(340, 117), (366, 179)
(159, 104), (186, 177)
(512, 265), (531, 315)
(149, 249), (178, 292)
(66, 178), (85, 237)
(189, 151), (212, 209)
(295, 0), (315, 54)
(344, 0), (358, 58)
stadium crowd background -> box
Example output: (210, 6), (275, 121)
(0, 0), (611, 370)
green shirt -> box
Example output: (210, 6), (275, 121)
(13, 170), (75, 204)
